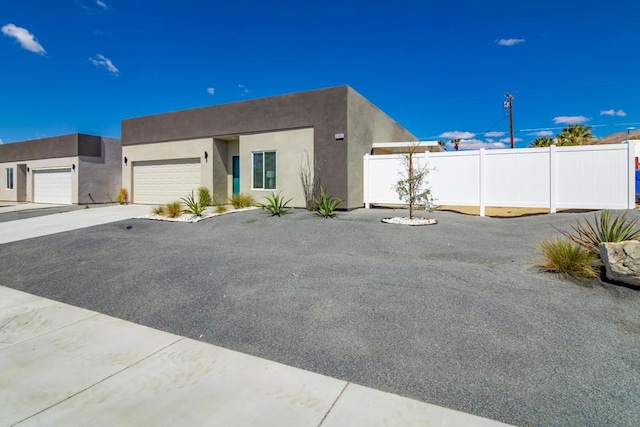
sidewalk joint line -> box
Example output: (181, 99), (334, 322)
(316, 381), (349, 427)
(11, 336), (184, 426)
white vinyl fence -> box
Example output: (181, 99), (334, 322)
(363, 143), (637, 216)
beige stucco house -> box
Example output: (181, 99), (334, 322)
(0, 134), (121, 204)
(121, 85), (417, 209)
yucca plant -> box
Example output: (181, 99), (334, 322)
(165, 201), (183, 218)
(259, 191), (292, 216)
(151, 205), (165, 216)
(559, 210), (640, 254)
(229, 192), (256, 209)
(313, 187), (342, 218)
(181, 191), (208, 216)
(536, 238), (599, 278)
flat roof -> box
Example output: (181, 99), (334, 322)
(371, 141), (443, 154)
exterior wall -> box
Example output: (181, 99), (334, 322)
(25, 156), (80, 204)
(346, 87), (417, 209)
(78, 137), (123, 204)
(239, 128), (314, 208)
(0, 163), (19, 202)
(225, 140), (239, 198)
(122, 138), (214, 200)
(0, 134), (101, 161)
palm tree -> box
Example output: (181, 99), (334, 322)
(437, 140), (447, 151)
(450, 138), (461, 151)
(529, 136), (555, 148)
(556, 124), (594, 146)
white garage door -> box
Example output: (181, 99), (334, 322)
(33, 169), (73, 204)
(133, 159), (201, 204)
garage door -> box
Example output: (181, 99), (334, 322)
(133, 159), (201, 204)
(33, 169), (73, 204)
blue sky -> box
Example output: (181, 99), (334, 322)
(1, 1), (639, 149)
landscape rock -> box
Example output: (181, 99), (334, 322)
(599, 241), (640, 287)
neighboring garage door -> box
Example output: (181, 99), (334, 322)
(133, 158), (201, 204)
(33, 169), (73, 204)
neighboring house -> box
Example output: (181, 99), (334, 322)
(0, 134), (122, 204)
(121, 85), (416, 209)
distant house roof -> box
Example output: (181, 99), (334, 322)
(593, 129), (640, 145)
(371, 141), (443, 154)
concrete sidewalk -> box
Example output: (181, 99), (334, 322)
(0, 204), (150, 244)
(0, 286), (512, 426)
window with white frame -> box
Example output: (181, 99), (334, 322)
(6, 168), (13, 190)
(252, 151), (276, 190)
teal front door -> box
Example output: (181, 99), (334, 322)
(232, 156), (240, 195)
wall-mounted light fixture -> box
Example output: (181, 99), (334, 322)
(27, 167), (30, 173)
(72, 164), (76, 171)
(124, 157), (128, 165)
(204, 151), (209, 162)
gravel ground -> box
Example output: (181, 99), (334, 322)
(1, 208), (639, 426)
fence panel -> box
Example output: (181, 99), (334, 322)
(555, 144), (630, 209)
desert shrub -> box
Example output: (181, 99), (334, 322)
(229, 193), (256, 209)
(151, 205), (165, 216)
(259, 191), (292, 217)
(197, 187), (213, 207)
(559, 210), (640, 254)
(165, 201), (183, 218)
(181, 191), (209, 216)
(115, 188), (129, 205)
(313, 187), (341, 218)
(536, 238), (598, 278)
(215, 204), (228, 213)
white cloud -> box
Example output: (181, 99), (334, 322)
(499, 137), (522, 143)
(527, 130), (554, 136)
(552, 115), (589, 125)
(238, 84), (249, 96)
(76, 0), (108, 14)
(207, 87), (215, 95)
(1, 24), (46, 54)
(600, 109), (626, 117)
(484, 131), (505, 137)
(439, 130), (476, 139)
(496, 38), (525, 47)
(458, 139), (507, 150)
(0, 139), (3, 144)
(89, 54), (119, 75)
(96, 0), (108, 9)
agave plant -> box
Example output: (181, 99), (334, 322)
(559, 210), (640, 254)
(259, 191), (292, 216)
(181, 191), (208, 216)
(313, 187), (341, 218)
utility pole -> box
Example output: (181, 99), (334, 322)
(504, 93), (514, 149)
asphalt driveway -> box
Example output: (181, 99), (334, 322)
(1, 208), (638, 426)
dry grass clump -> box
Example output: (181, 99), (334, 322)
(229, 193), (256, 209)
(151, 205), (165, 216)
(215, 204), (229, 213)
(164, 201), (183, 218)
(536, 238), (598, 278)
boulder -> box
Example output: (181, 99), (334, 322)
(599, 241), (640, 287)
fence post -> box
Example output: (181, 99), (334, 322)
(363, 153), (370, 209)
(549, 145), (557, 214)
(479, 148), (485, 217)
(628, 141), (636, 209)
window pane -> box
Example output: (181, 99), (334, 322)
(6, 168), (13, 190)
(264, 152), (276, 190)
(253, 153), (263, 189)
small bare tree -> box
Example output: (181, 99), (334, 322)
(394, 143), (434, 219)
(298, 150), (320, 211)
